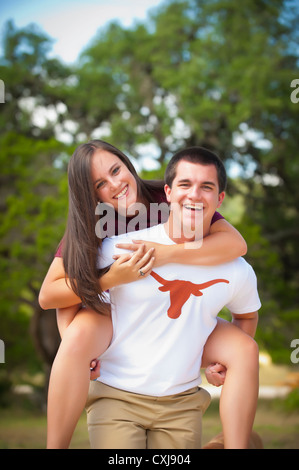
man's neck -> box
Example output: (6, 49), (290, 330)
(163, 218), (210, 244)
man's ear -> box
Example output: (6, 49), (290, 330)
(217, 191), (225, 208)
(164, 184), (172, 203)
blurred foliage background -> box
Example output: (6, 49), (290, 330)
(0, 0), (299, 408)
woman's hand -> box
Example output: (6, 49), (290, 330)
(116, 239), (170, 267)
(205, 363), (227, 387)
(105, 244), (155, 288)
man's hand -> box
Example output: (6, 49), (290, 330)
(90, 359), (101, 381)
(205, 363), (227, 387)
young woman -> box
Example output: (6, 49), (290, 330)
(39, 140), (258, 449)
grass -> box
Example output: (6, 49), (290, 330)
(0, 397), (298, 449)
(1, 360), (298, 449)
(202, 398), (299, 449)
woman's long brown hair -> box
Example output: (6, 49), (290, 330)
(62, 140), (164, 314)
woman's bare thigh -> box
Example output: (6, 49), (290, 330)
(61, 307), (113, 361)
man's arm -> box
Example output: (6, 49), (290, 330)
(231, 311), (259, 338)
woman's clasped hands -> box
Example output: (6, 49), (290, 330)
(110, 243), (155, 285)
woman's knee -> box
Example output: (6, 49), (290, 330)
(203, 320), (259, 370)
(239, 335), (259, 366)
(60, 308), (112, 358)
(224, 332), (259, 371)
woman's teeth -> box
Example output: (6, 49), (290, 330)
(114, 185), (128, 199)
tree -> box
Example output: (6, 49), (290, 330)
(1, 0), (298, 397)
(0, 22), (73, 395)
(62, 0), (299, 359)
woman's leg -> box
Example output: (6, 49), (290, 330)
(47, 307), (112, 449)
(56, 305), (81, 338)
(202, 318), (259, 449)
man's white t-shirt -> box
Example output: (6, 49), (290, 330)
(97, 224), (261, 397)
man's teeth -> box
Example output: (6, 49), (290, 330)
(114, 185), (128, 199)
(184, 204), (203, 211)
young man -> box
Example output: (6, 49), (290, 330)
(86, 147), (261, 449)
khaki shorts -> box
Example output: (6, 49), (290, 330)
(85, 381), (211, 449)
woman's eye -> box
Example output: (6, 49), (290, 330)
(112, 166), (120, 175)
(96, 181), (105, 189)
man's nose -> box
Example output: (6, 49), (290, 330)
(188, 185), (202, 200)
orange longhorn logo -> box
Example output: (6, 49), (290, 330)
(150, 271), (229, 319)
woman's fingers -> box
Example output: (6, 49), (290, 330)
(130, 245), (155, 276)
(136, 247), (155, 268)
(112, 244), (155, 279)
(137, 254), (155, 277)
(113, 244), (144, 263)
(113, 252), (134, 263)
(128, 244), (146, 264)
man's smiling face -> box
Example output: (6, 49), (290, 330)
(164, 160), (225, 242)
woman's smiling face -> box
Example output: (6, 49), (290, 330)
(91, 149), (138, 213)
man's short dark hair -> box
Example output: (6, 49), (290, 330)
(165, 147), (227, 193)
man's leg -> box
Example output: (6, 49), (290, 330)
(147, 387), (211, 449)
(86, 382), (148, 449)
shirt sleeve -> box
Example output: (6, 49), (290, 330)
(54, 239), (63, 257)
(225, 260), (261, 314)
(211, 211), (224, 225)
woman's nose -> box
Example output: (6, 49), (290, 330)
(109, 177), (120, 191)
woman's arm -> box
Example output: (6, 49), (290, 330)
(39, 257), (81, 310)
(172, 218), (247, 265)
(117, 219), (247, 267)
(39, 246), (155, 310)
